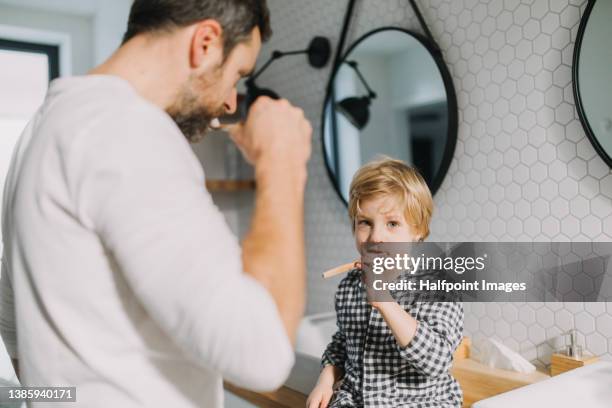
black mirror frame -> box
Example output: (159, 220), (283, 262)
(572, 0), (612, 168)
(321, 26), (459, 206)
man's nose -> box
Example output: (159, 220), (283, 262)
(224, 89), (238, 115)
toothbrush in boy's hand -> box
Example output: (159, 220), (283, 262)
(322, 261), (361, 279)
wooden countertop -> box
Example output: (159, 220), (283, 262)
(224, 382), (306, 408)
(451, 358), (550, 407)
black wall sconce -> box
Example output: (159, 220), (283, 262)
(239, 36), (332, 118)
(334, 60), (378, 130)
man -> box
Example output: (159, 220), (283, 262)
(0, 0), (312, 406)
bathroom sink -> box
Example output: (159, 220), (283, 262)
(473, 361), (612, 408)
(285, 312), (336, 395)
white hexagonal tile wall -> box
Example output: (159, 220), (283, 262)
(263, 0), (612, 366)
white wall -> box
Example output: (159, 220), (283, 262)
(0, 4), (92, 74)
(0, 0), (131, 72)
(91, 0), (131, 64)
(390, 48), (446, 108)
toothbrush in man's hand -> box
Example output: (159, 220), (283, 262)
(322, 261), (361, 279)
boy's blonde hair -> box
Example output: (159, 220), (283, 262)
(348, 157), (433, 240)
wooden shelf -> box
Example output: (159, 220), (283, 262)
(205, 179), (255, 192)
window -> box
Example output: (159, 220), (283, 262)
(0, 38), (59, 209)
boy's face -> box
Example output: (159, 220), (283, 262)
(354, 194), (420, 248)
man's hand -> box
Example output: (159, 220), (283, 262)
(226, 96), (312, 169)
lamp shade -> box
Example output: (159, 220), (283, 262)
(335, 96), (372, 130)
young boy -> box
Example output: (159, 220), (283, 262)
(307, 158), (463, 408)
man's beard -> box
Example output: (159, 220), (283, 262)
(166, 71), (226, 144)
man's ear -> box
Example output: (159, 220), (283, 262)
(190, 20), (224, 69)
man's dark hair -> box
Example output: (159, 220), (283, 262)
(122, 0), (272, 56)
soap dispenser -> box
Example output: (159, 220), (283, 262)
(565, 329), (582, 358)
(550, 329), (598, 376)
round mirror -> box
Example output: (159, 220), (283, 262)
(322, 27), (457, 205)
(574, 0), (612, 167)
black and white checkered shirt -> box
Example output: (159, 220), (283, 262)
(321, 269), (464, 407)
